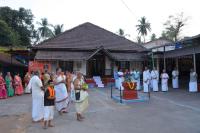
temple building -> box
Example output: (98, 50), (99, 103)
(32, 22), (148, 77)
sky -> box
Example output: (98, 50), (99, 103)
(0, 0), (200, 42)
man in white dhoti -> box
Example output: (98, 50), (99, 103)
(143, 67), (151, 92)
(172, 67), (179, 89)
(74, 72), (89, 121)
(133, 69), (141, 90)
(114, 70), (119, 89)
(189, 68), (198, 92)
(54, 68), (69, 115)
(151, 67), (159, 92)
(118, 69), (124, 90)
(28, 71), (44, 122)
(161, 69), (169, 92)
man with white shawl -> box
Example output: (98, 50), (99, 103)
(189, 68), (198, 92)
(74, 72), (89, 121)
(151, 67), (159, 92)
(161, 69), (169, 92)
(172, 67), (179, 89)
(143, 67), (151, 92)
(54, 68), (69, 114)
(133, 69), (141, 90)
(28, 71), (44, 122)
(117, 69), (124, 90)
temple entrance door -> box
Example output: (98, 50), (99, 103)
(87, 54), (105, 77)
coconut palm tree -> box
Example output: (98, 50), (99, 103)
(52, 24), (64, 36)
(136, 16), (151, 43)
(37, 18), (53, 40)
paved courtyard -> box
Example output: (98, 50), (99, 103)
(0, 88), (200, 133)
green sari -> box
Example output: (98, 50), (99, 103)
(5, 76), (14, 97)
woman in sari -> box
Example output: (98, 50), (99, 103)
(0, 72), (7, 99)
(74, 72), (89, 121)
(5, 72), (14, 97)
(54, 68), (69, 115)
(14, 73), (24, 95)
(24, 72), (31, 94)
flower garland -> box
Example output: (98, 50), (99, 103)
(127, 82), (135, 90)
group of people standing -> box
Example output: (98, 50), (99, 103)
(27, 68), (89, 129)
(0, 72), (24, 99)
(114, 66), (198, 93)
(114, 69), (141, 91)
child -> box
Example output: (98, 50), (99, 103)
(43, 80), (55, 129)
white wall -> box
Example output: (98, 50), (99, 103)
(51, 61), (57, 73)
(73, 60), (86, 75)
(105, 56), (112, 69)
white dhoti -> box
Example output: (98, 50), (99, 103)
(118, 77), (124, 90)
(161, 82), (168, 92)
(115, 78), (120, 89)
(25, 86), (31, 94)
(55, 83), (69, 111)
(136, 79), (140, 90)
(189, 82), (197, 92)
(152, 79), (159, 91)
(44, 106), (54, 121)
(75, 90), (89, 114)
(32, 94), (44, 121)
(143, 82), (149, 92)
(29, 75), (44, 122)
(143, 70), (151, 93)
(172, 78), (179, 89)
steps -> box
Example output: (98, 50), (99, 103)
(93, 76), (104, 88)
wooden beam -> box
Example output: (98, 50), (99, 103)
(163, 46), (166, 70)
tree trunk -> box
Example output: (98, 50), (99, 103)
(143, 36), (145, 43)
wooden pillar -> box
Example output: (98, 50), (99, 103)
(163, 46), (166, 70)
(151, 52), (155, 69)
(156, 58), (159, 71)
(56, 60), (59, 68)
(193, 48), (196, 72)
(176, 58), (179, 69)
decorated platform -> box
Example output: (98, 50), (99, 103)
(111, 81), (149, 104)
(112, 92), (149, 104)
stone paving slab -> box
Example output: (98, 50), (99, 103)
(0, 88), (200, 133)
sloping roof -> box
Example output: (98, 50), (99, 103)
(0, 53), (25, 67)
(35, 51), (92, 61)
(35, 50), (146, 61)
(143, 39), (174, 49)
(34, 22), (146, 52)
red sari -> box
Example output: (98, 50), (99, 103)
(0, 76), (7, 99)
(14, 75), (24, 95)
